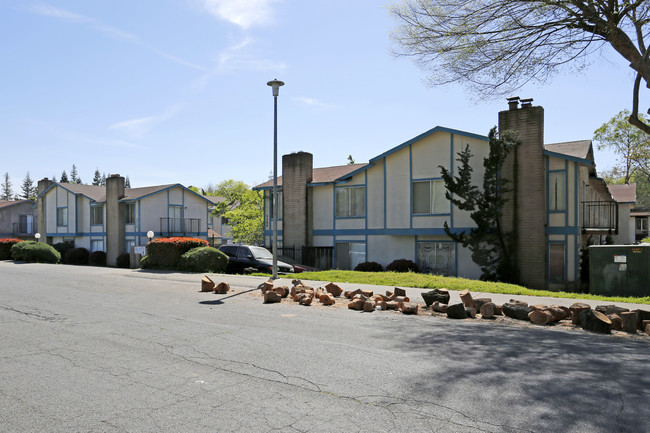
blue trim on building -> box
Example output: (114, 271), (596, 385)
(546, 226), (581, 235)
(542, 150), (593, 166)
(383, 158), (387, 229)
(312, 227), (472, 236)
(409, 143), (413, 229)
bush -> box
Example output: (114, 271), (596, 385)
(65, 247), (89, 265)
(89, 251), (107, 266)
(142, 237), (209, 269)
(0, 238), (24, 260)
(178, 247), (228, 273)
(53, 242), (75, 264)
(386, 258), (418, 273)
(642, 237), (650, 243)
(116, 253), (131, 268)
(11, 241), (60, 264)
(354, 261), (384, 272)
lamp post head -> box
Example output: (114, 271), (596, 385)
(267, 79), (284, 97)
(34, 233), (41, 242)
(147, 231), (154, 241)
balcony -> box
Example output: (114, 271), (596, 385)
(159, 218), (201, 236)
(12, 222), (38, 236)
(581, 201), (618, 234)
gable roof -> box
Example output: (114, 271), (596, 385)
(608, 183), (637, 204)
(254, 164), (368, 189)
(121, 184), (176, 201)
(0, 199), (34, 209)
(38, 182), (212, 204)
(543, 140), (594, 165)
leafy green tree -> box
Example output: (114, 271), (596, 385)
(92, 168), (102, 186)
(594, 110), (650, 184)
(20, 172), (36, 200)
(1, 172), (13, 201)
(211, 180), (263, 244)
(390, 0), (650, 134)
(440, 127), (519, 283)
(60, 170), (69, 183)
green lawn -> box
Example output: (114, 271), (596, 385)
(286, 270), (650, 305)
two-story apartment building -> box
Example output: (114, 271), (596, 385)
(35, 175), (215, 266)
(255, 99), (621, 291)
(0, 200), (37, 239)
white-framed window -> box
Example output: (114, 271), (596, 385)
(417, 242), (455, 276)
(91, 205), (103, 225)
(125, 203), (136, 224)
(549, 172), (566, 211)
(57, 207), (68, 226)
(335, 186), (365, 218)
(412, 180), (449, 215)
(90, 239), (104, 253)
(636, 217), (648, 231)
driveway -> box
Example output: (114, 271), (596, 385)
(1, 262), (648, 432)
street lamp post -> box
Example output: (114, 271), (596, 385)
(147, 231), (154, 244)
(34, 233), (41, 243)
(267, 79), (284, 280)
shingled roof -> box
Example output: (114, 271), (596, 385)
(0, 199), (34, 209)
(544, 140), (593, 162)
(608, 183), (637, 204)
(254, 163), (368, 189)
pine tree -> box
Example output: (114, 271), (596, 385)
(101, 173), (106, 186)
(60, 170), (69, 183)
(440, 127), (519, 283)
(70, 164), (78, 183)
(20, 172), (36, 200)
(52, 174), (57, 182)
(125, 175), (131, 188)
(92, 168), (102, 186)
(1, 172), (13, 201)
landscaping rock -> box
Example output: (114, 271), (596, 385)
(325, 282), (343, 297)
(201, 276), (216, 292)
(421, 289), (450, 306)
(447, 303), (468, 319)
(214, 282), (230, 294)
(579, 309), (612, 334)
(502, 302), (533, 321)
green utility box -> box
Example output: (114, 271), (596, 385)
(589, 245), (650, 297)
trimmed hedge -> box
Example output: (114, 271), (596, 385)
(386, 258), (418, 273)
(11, 241), (60, 264)
(53, 242), (75, 264)
(116, 253), (131, 269)
(354, 261), (384, 272)
(0, 238), (24, 260)
(65, 247), (90, 265)
(141, 237), (209, 269)
(89, 251), (107, 267)
(178, 247), (228, 273)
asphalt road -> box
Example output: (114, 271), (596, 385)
(1, 262), (649, 433)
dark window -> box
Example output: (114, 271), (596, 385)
(125, 203), (135, 224)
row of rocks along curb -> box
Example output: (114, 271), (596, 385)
(200, 276), (650, 337)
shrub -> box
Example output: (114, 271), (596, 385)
(11, 241), (60, 264)
(65, 247), (90, 265)
(89, 251), (107, 266)
(642, 237), (650, 244)
(116, 253), (131, 268)
(143, 237), (209, 269)
(178, 247), (228, 273)
(354, 261), (384, 272)
(0, 238), (24, 260)
(386, 258), (418, 273)
(53, 242), (75, 264)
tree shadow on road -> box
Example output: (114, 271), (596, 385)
(374, 317), (650, 432)
(199, 288), (259, 306)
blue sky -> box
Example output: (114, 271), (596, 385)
(1, 0), (646, 191)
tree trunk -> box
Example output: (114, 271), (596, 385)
(459, 289), (475, 309)
(201, 275), (215, 292)
(480, 302), (495, 319)
(579, 309), (612, 334)
(502, 302), (532, 321)
(621, 311), (638, 333)
(421, 289), (450, 306)
(447, 303), (468, 319)
(528, 309), (553, 326)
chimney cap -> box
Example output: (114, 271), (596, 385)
(520, 98), (533, 108)
(506, 96), (520, 101)
(109, 174), (121, 178)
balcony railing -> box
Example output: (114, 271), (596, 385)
(581, 201), (617, 233)
(159, 218), (201, 236)
(12, 222), (38, 236)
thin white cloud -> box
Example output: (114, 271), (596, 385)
(107, 105), (184, 138)
(199, 0), (278, 29)
(293, 96), (334, 108)
(26, 3), (206, 71)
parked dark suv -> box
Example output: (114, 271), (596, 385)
(218, 245), (294, 274)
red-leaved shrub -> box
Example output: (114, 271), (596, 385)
(0, 238), (24, 260)
(142, 237), (208, 269)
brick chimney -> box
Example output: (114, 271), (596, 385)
(498, 98), (546, 289)
(106, 174), (125, 266)
(281, 152), (313, 262)
(36, 178), (54, 243)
